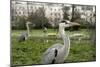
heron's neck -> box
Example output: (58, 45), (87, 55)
(59, 27), (65, 35)
(59, 27), (70, 56)
(26, 24), (30, 36)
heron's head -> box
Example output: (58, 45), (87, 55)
(59, 20), (80, 28)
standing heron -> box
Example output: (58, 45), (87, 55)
(18, 21), (32, 42)
(41, 20), (80, 64)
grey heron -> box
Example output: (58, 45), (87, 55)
(18, 21), (32, 42)
(41, 20), (80, 64)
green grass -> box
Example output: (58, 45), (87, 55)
(12, 29), (92, 36)
(66, 40), (96, 62)
(11, 29), (96, 66)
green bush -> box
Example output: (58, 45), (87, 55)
(27, 7), (51, 29)
(11, 16), (27, 30)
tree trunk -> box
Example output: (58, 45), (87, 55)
(71, 4), (75, 22)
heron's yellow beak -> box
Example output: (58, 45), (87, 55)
(68, 22), (80, 27)
(64, 22), (80, 27)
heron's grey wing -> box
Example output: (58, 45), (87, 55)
(19, 34), (25, 41)
(18, 32), (27, 42)
(41, 43), (63, 64)
(42, 48), (55, 64)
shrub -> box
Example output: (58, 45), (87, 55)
(11, 16), (27, 30)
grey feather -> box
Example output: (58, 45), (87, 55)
(41, 22), (73, 64)
(18, 32), (28, 42)
(41, 43), (63, 64)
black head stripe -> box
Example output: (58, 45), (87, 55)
(61, 20), (68, 24)
(61, 20), (66, 23)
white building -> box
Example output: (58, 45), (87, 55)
(11, 1), (65, 25)
(74, 5), (96, 23)
(11, 1), (96, 25)
(44, 4), (64, 25)
(27, 2), (44, 15)
(11, 1), (28, 16)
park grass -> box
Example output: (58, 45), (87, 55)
(12, 29), (90, 37)
(11, 29), (96, 66)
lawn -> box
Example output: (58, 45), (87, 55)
(11, 29), (96, 66)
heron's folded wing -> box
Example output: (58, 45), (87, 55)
(42, 48), (56, 64)
(41, 43), (63, 64)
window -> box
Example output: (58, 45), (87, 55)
(31, 6), (33, 9)
(58, 9), (60, 11)
(58, 18), (60, 21)
(50, 8), (52, 11)
(19, 6), (22, 10)
(23, 11), (24, 15)
(16, 6), (19, 10)
(15, 11), (17, 14)
(58, 13), (60, 16)
(55, 13), (56, 16)
(51, 13), (52, 15)
(50, 18), (53, 22)
(55, 9), (56, 11)
(55, 13), (57, 16)
(19, 11), (21, 14)
(35, 7), (37, 9)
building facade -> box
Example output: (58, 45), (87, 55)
(11, 1), (67, 26)
(11, 1), (96, 26)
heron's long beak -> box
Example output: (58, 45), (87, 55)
(68, 22), (80, 27)
(64, 22), (80, 27)
(69, 22), (80, 26)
